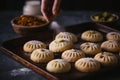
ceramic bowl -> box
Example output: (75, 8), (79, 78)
(90, 12), (119, 24)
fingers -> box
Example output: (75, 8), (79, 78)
(41, 0), (62, 22)
(41, 0), (51, 22)
(52, 0), (61, 16)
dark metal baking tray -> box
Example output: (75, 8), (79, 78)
(1, 22), (120, 80)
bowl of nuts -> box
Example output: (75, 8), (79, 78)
(90, 12), (119, 24)
(11, 15), (50, 36)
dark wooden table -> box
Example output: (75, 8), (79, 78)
(0, 10), (120, 80)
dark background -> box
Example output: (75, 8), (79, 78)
(0, 0), (119, 11)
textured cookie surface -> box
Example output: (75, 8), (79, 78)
(30, 48), (54, 63)
(75, 58), (100, 72)
(80, 42), (101, 55)
(94, 52), (118, 66)
(106, 32), (120, 41)
(46, 59), (71, 73)
(55, 32), (78, 43)
(81, 30), (103, 42)
(101, 40), (120, 53)
(23, 40), (46, 53)
(62, 49), (85, 62)
(49, 39), (73, 53)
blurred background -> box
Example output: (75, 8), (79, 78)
(0, 0), (119, 11)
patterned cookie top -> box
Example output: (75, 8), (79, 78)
(62, 49), (85, 62)
(101, 40), (120, 53)
(30, 48), (54, 63)
(46, 59), (71, 73)
(55, 32), (78, 43)
(49, 39), (73, 53)
(80, 42), (101, 55)
(75, 57), (100, 72)
(106, 32), (120, 41)
(23, 40), (46, 53)
(94, 52), (118, 66)
(81, 30), (103, 42)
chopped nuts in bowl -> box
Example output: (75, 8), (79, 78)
(11, 15), (50, 36)
(90, 12), (119, 24)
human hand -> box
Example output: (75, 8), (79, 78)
(41, 0), (62, 22)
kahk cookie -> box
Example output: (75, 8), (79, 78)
(101, 40), (120, 53)
(46, 59), (71, 73)
(106, 32), (120, 41)
(80, 42), (101, 55)
(30, 48), (54, 63)
(55, 32), (78, 43)
(94, 52), (118, 66)
(23, 40), (46, 53)
(81, 30), (103, 42)
(49, 39), (73, 53)
(61, 49), (85, 62)
(75, 58), (100, 72)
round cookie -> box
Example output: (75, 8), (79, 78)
(101, 40), (120, 53)
(61, 49), (85, 62)
(46, 59), (71, 73)
(106, 32), (120, 41)
(55, 32), (78, 43)
(23, 40), (46, 53)
(30, 48), (54, 63)
(49, 39), (73, 53)
(94, 52), (118, 66)
(75, 58), (100, 72)
(80, 42), (101, 55)
(81, 30), (103, 42)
